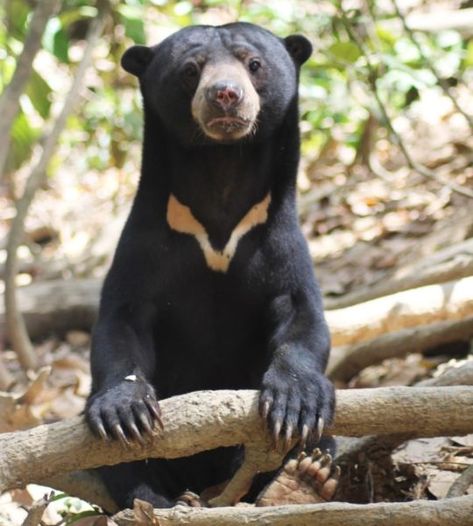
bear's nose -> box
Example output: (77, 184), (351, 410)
(206, 82), (243, 111)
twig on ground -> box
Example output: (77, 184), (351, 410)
(447, 464), (473, 498)
(325, 222), (473, 311)
(21, 492), (54, 526)
(328, 316), (473, 382)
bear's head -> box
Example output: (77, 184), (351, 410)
(121, 23), (311, 145)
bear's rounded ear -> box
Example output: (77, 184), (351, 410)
(284, 35), (312, 66)
(121, 45), (153, 77)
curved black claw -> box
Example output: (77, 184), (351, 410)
(259, 367), (335, 449)
(112, 423), (130, 447)
(86, 378), (163, 444)
(137, 411), (153, 435)
(96, 420), (109, 441)
(146, 399), (164, 430)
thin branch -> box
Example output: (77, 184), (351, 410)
(447, 464), (473, 498)
(21, 493), (54, 526)
(4, 3), (108, 371)
(0, 0), (60, 180)
(337, 2), (473, 199)
(0, 334), (14, 390)
(328, 315), (473, 382)
(391, 0), (473, 133)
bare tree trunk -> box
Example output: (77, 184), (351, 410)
(0, 0), (60, 179)
(4, 5), (108, 371)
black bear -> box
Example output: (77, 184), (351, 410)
(86, 22), (335, 509)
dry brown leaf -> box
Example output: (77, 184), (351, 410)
(0, 368), (51, 433)
(426, 468), (458, 499)
(450, 435), (473, 447)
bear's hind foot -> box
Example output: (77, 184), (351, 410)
(175, 490), (206, 508)
(255, 448), (340, 506)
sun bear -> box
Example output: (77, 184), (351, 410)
(86, 22), (336, 509)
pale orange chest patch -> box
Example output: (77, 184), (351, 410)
(166, 193), (271, 273)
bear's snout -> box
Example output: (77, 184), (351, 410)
(191, 60), (260, 142)
(206, 82), (244, 111)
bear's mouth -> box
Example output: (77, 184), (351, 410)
(207, 116), (251, 131)
(203, 116), (254, 141)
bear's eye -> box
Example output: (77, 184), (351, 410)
(248, 59), (261, 73)
(183, 63), (199, 78)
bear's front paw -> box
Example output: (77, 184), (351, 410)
(86, 377), (163, 445)
(259, 367), (334, 449)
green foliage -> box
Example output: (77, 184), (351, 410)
(1, 0), (470, 175)
(118, 4), (146, 44)
(7, 110), (39, 172)
(26, 69), (53, 119)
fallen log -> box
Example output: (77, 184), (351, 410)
(112, 494), (473, 526)
(0, 278), (100, 341)
(328, 316), (473, 382)
(3, 276), (473, 349)
(333, 358), (473, 499)
(42, 360), (473, 512)
(326, 276), (473, 347)
(2, 387), (473, 496)
(325, 238), (473, 310)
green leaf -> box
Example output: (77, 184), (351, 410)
(53, 27), (69, 63)
(5, 0), (30, 41)
(65, 510), (103, 525)
(328, 41), (361, 64)
(375, 25), (396, 47)
(43, 18), (69, 63)
(26, 70), (52, 119)
(7, 110), (39, 172)
(50, 493), (68, 502)
(464, 41), (473, 68)
(118, 5), (146, 44)
(58, 6), (97, 30)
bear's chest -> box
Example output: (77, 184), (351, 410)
(166, 192), (271, 273)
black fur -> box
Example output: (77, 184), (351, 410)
(86, 22), (335, 509)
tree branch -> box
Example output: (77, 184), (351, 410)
(2, 387), (473, 495)
(0, 0), (60, 179)
(447, 464), (473, 498)
(112, 494), (473, 526)
(337, 2), (473, 199)
(326, 276), (473, 348)
(325, 238), (473, 310)
(4, 3), (108, 371)
(0, 339), (13, 391)
(328, 316), (473, 382)
(391, 0), (473, 133)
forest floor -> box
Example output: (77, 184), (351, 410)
(1, 70), (473, 526)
